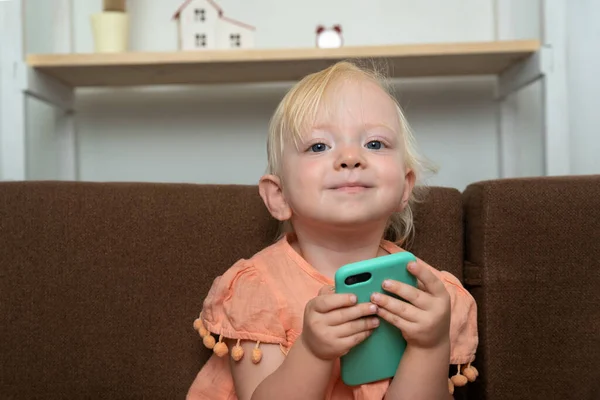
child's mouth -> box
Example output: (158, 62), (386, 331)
(336, 186), (369, 193)
(330, 182), (372, 193)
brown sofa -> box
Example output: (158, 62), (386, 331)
(1, 176), (598, 399)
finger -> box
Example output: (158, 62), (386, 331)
(312, 293), (357, 313)
(340, 330), (373, 353)
(336, 315), (380, 337)
(377, 307), (415, 332)
(407, 260), (448, 298)
(370, 293), (421, 322)
(328, 302), (378, 326)
(318, 285), (335, 296)
(380, 278), (432, 310)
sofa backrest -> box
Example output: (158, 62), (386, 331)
(463, 176), (600, 400)
(0, 181), (463, 398)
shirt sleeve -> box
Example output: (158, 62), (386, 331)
(199, 259), (288, 346)
(436, 270), (479, 365)
(421, 260), (480, 394)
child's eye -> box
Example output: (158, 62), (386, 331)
(309, 143), (330, 152)
(366, 140), (383, 150)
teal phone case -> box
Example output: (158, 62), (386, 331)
(334, 251), (418, 387)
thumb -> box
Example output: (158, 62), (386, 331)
(318, 285), (335, 296)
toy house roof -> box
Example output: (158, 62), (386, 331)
(172, 0), (223, 19)
(220, 15), (256, 31)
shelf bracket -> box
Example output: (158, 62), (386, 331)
(496, 45), (552, 100)
(19, 64), (75, 112)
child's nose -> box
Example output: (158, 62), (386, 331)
(335, 146), (366, 170)
(341, 161), (361, 169)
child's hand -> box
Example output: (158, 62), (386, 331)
(301, 285), (379, 361)
(371, 260), (451, 349)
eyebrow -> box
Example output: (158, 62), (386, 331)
(312, 123), (398, 134)
(362, 123), (398, 133)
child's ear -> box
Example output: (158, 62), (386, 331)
(397, 169), (416, 212)
(258, 174), (292, 221)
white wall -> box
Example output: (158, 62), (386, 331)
(25, 100), (68, 179)
(17, 0), (598, 187)
(0, 0), (27, 180)
(495, 0), (544, 178)
(567, 1), (600, 174)
(495, 0), (541, 40)
(69, 0), (503, 190)
(73, 0), (495, 52)
(499, 82), (544, 177)
(0, 58), (3, 181)
(22, 0), (72, 180)
(0, 5), (3, 179)
(75, 78), (500, 190)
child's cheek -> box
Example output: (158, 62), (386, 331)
(299, 158), (324, 175)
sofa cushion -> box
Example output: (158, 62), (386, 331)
(0, 181), (462, 398)
(463, 175), (600, 400)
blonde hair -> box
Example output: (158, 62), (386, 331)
(266, 60), (436, 245)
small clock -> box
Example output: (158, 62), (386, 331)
(316, 25), (343, 48)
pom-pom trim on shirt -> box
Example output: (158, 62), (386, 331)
(193, 312), (478, 395)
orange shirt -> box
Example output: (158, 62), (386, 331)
(189, 234), (478, 399)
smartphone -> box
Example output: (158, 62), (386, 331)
(334, 251), (418, 386)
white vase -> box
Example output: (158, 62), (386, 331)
(91, 11), (129, 53)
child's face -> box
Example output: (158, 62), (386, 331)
(279, 77), (414, 229)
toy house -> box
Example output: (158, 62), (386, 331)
(216, 15), (255, 49)
(172, 0), (255, 51)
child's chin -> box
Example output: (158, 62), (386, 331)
(317, 213), (386, 229)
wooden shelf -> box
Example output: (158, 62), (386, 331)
(26, 40), (540, 87)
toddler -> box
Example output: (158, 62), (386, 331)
(187, 60), (478, 399)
